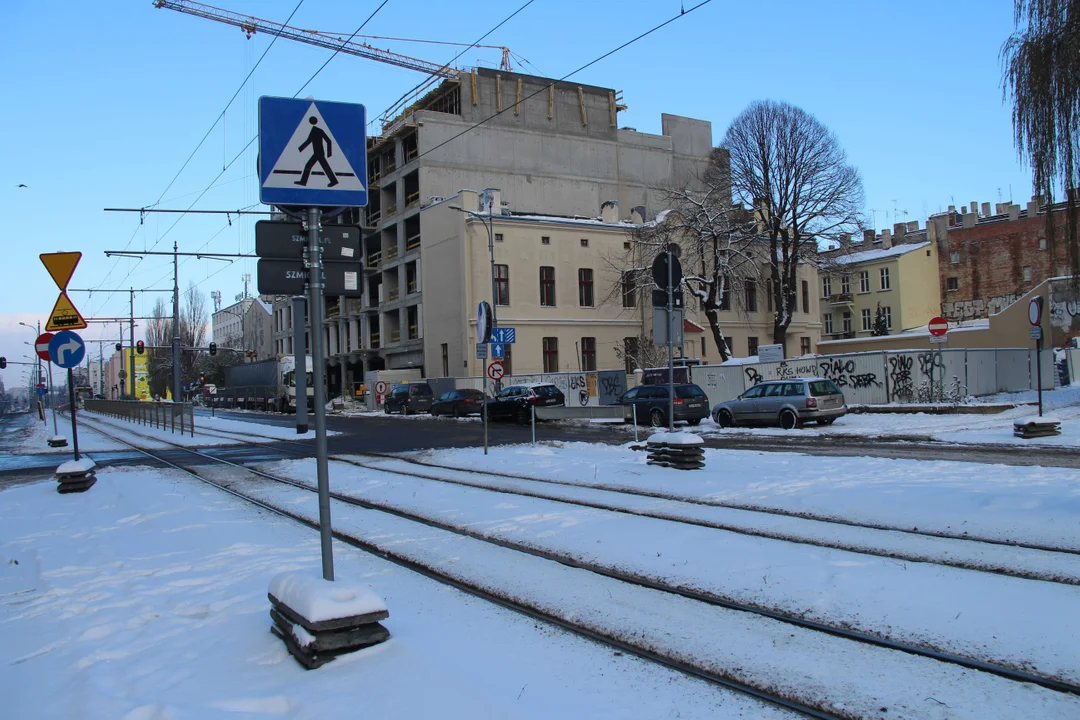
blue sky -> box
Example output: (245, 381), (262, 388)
(0, 0), (1029, 389)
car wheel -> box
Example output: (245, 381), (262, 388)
(649, 408), (665, 427)
(453, 405), (464, 418)
(817, 418), (835, 426)
(779, 409), (800, 430)
(714, 409), (733, 428)
(383, 405), (391, 414)
(402, 406), (410, 416)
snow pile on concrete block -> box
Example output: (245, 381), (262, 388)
(56, 458), (96, 475)
(647, 431), (704, 446)
(646, 432), (705, 469)
(269, 572), (387, 623)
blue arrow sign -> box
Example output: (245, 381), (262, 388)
(49, 330), (85, 369)
(490, 343), (505, 359)
(259, 96), (368, 207)
(491, 327), (516, 344)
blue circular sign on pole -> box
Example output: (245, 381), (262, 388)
(49, 330), (85, 369)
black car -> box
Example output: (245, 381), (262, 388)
(485, 383), (565, 423)
(430, 388), (487, 417)
(382, 383), (434, 415)
(614, 383), (710, 426)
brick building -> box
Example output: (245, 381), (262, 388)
(933, 198), (1076, 322)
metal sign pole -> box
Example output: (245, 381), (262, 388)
(307, 207), (334, 581)
(292, 295), (309, 433)
(67, 368), (80, 461)
(666, 248), (674, 432)
(1037, 337), (1044, 417)
(46, 363), (59, 436)
(483, 358), (489, 456)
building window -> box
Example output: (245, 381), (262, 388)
(580, 238), (589, 248)
(859, 271), (870, 293)
(542, 337), (558, 372)
(1039, 237), (1047, 250)
(495, 233), (504, 243)
(441, 343), (449, 377)
(623, 241), (631, 250)
(621, 272), (636, 308)
(495, 264), (510, 306)
(800, 337), (811, 355)
(702, 336), (707, 359)
(540, 266), (556, 306)
(578, 268), (594, 307)
(1023, 265), (1032, 283)
(802, 280), (809, 314)
(720, 283), (731, 311)
(946, 277), (959, 291)
(580, 337), (596, 371)
(879, 267), (891, 291)
(882, 306), (892, 329)
(822, 276), (832, 298)
(861, 308), (872, 331)
(766, 278), (773, 313)
(745, 279), (757, 312)
(842, 311), (852, 334)
(623, 336), (638, 374)
(950, 251), (960, 264)
(841, 275), (851, 295)
(824, 313), (833, 335)
(748, 336), (759, 356)
(541, 236), (550, 245)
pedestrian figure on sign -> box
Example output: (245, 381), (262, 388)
(295, 116), (338, 187)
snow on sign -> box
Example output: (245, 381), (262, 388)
(259, 96), (367, 207)
(928, 316), (948, 337)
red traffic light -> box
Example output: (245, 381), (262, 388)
(136, 341), (145, 354)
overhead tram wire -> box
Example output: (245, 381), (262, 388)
(412, 0), (714, 167)
(95, 0), (307, 298)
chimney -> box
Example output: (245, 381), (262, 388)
(1027, 199), (1039, 216)
(962, 212), (976, 228)
(947, 204), (956, 213)
(863, 229), (876, 244)
(600, 200), (619, 224)
(970, 201), (978, 215)
(1009, 204), (1020, 221)
(893, 222), (906, 239)
(981, 202), (991, 217)
(629, 205), (646, 224)
(906, 220), (919, 232)
(880, 228), (893, 249)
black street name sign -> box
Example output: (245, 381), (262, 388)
(255, 221), (362, 260)
(257, 259), (364, 297)
(652, 289), (684, 309)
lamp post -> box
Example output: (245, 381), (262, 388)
(449, 189), (501, 457)
(18, 322), (44, 423)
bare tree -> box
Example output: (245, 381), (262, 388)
(612, 332), (669, 373)
(722, 100), (863, 348)
(1001, 0), (1080, 273)
(142, 285), (210, 397)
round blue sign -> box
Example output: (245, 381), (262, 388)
(48, 330), (86, 369)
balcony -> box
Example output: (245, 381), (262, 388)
(366, 250), (381, 269)
(370, 332), (380, 349)
(387, 288), (400, 302)
(405, 190), (420, 208)
(828, 293), (854, 305)
(408, 323), (418, 341)
(407, 281), (418, 295)
(385, 245), (399, 261)
(827, 331), (855, 340)
(406, 233), (421, 251)
(391, 329), (401, 343)
(384, 203), (397, 218)
(367, 208), (381, 225)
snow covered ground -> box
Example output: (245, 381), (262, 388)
(74, 411), (337, 448)
(0, 467), (779, 719)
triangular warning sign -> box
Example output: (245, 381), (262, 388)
(46, 291), (87, 331)
(40, 252), (82, 290)
(262, 103), (365, 192)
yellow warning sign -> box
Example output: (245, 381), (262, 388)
(45, 291), (87, 331)
(40, 251), (82, 290)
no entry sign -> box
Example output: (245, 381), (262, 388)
(928, 317), (948, 337)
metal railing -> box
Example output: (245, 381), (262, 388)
(390, 329), (401, 343)
(385, 245), (399, 260)
(388, 288), (400, 301)
(84, 399), (195, 437)
(406, 234), (421, 251)
(367, 250), (381, 268)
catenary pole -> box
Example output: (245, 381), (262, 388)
(172, 242), (182, 403)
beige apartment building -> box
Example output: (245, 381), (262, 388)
(819, 224), (941, 339)
(423, 191), (823, 377)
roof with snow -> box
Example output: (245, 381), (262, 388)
(826, 241), (931, 267)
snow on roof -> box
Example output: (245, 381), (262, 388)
(254, 298), (273, 314)
(827, 241), (931, 266)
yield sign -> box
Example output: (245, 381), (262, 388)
(40, 252), (82, 290)
(46, 291), (88, 331)
(35, 332), (55, 361)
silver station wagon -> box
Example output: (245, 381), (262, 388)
(711, 377), (847, 429)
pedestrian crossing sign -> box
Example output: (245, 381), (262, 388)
(258, 96), (368, 207)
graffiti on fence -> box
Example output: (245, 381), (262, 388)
(569, 373), (589, 406)
(745, 367), (763, 385)
(598, 372), (624, 405)
(888, 355), (914, 402)
(917, 351), (944, 377)
(818, 357), (880, 390)
(775, 360), (820, 380)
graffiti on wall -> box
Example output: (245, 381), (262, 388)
(941, 294), (1019, 321)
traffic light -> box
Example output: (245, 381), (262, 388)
(209, 342), (217, 356)
(115, 343), (122, 352)
(0, 357), (6, 370)
(199, 375), (205, 384)
(136, 341), (145, 354)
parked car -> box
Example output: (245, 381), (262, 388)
(712, 378), (846, 429)
(485, 383), (565, 423)
(430, 388), (487, 417)
(614, 383), (710, 426)
(383, 383), (434, 415)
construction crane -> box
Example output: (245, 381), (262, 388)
(153, 0), (515, 77)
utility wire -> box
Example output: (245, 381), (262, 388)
(94, 0), (307, 302)
(414, 0), (713, 166)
